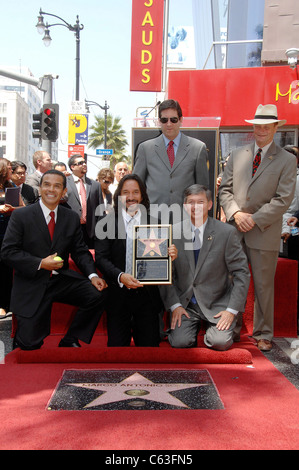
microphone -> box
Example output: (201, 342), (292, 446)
(142, 101), (161, 126)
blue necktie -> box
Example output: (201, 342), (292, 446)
(191, 228), (201, 304)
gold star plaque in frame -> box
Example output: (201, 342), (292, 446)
(132, 224), (172, 284)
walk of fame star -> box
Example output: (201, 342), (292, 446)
(47, 370), (224, 411)
(67, 372), (207, 409)
(139, 229), (167, 257)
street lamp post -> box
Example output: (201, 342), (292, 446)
(36, 8), (84, 101)
(85, 100), (110, 150)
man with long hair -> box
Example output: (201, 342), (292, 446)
(94, 174), (176, 346)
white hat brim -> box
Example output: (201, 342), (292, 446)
(245, 118), (287, 127)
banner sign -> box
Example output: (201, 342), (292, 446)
(168, 66), (299, 127)
(130, 0), (164, 92)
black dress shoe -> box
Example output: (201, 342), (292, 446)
(58, 338), (81, 348)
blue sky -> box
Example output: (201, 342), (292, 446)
(0, 0), (193, 170)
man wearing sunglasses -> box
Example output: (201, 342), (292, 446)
(64, 154), (103, 248)
(134, 100), (209, 210)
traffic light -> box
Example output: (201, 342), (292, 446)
(32, 110), (42, 140)
(41, 104), (59, 141)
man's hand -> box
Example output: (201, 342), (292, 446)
(91, 276), (107, 291)
(171, 306), (190, 329)
(281, 232), (291, 243)
(120, 273), (143, 289)
(214, 310), (235, 331)
(234, 211), (255, 232)
(287, 216), (298, 227)
(40, 253), (64, 271)
(168, 244), (178, 261)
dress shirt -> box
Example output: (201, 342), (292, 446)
(162, 132), (182, 158)
(118, 208), (141, 286)
(254, 141), (272, 162)
(72, 173), (86, 206)
(38, 199), (97, 279)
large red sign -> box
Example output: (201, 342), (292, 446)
(130, 0), (164, 92)
(167, 66), (299, 126)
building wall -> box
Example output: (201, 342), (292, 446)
(262, 0), (299, 65)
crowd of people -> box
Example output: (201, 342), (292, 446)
(0, 99), (298, 353)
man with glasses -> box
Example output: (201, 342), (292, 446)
(11, 161), (39, 205)
(65, 154), (103, 248)
(134, 100), (209, 208)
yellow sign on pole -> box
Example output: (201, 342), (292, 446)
(68, 114), (88, 145)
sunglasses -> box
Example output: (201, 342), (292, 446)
(160, 117), (179, 124)
(74, 160), (86, 166)
(102, 179), (112, 184)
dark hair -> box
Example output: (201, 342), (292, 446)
(11, 160), (27, 172)
(54, 161), (67, 170)
(183, 184), (212, 202)
(158, 99), (183, 119)
(40, 169), (67, 189)
(113, 174), (150, 213)
(284, 145), (299, 158)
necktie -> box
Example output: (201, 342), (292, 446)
(125, 217), (137, 275)
(167, 140), (175, 167)
(79, 178), (87, 224)
(252, 148), (262, 177)
(191, 228), (201, 304)
(48, 211), (55, 240)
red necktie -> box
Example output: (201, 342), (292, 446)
(252, 148), (262, 177)
(48, 211), (55, 240)
(79, 178), (87, 224)
(167, 140), (175, 167)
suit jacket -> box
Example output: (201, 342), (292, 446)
(25, 171), (42, 193)
(65, 175), (103, 239)
(159, 217), (250, 322)
(1, 202), (97, 319)
(94, 210), (163, 311)
(21, 183), (39, 205)
(219, 142), (297, 251)
(134, 132), (209, 206)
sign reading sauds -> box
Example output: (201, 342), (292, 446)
(130, 0), (164, 91)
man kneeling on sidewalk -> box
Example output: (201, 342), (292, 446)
(159, 185), (250, 351)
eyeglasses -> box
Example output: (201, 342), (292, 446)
(160, 117), (179, 124)
(74, 160), (86, 166)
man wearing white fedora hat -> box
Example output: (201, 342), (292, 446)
(219, 104), (297, 351)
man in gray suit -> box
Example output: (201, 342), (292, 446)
(134, 100), (209, 208)
(219, 104), (297, 351)
(26, 150), (52, 193)
(64, 154), (103, 248)
(159, 185), (250, 351)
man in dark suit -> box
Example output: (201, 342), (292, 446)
(11, 161), (39, 205)
(159, 185), (250, 351)
(94, 174), (177, 347)
(1, 170), (107, 350)
(134, 100), (209, 207)
(65, 154), (103, 248)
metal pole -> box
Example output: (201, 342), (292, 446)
(104, 101), (108, 149)
(75, 16), (80, 101)
(162, 0), (170, 92)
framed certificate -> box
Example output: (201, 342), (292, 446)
(132, 224), (172, 284)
